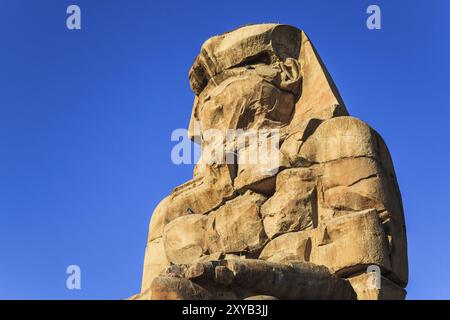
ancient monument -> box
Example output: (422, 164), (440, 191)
(131, 24), (408, 300)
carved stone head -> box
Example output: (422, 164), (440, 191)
(187, 24), (348, 144)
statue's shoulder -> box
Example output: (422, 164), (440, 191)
(297, 116), (394, 171)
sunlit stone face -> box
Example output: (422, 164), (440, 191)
(188, 24), (304, 144)
(195, 63), (297, 138)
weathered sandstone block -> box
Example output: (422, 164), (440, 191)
(147, 164), (234, 241)
(140, 237), (170, 293)
(205, 191), (268, 255)
(310, 209), (391, 276)
(261, 168), (317, 239)
(163, 214), (208, 264)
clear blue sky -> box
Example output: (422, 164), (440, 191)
(0, 0), (449, 299)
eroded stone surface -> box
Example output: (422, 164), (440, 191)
(261, 168), (317, 239)
(348, 273), (406, 300)
(310, 209), (391, 276)
(205, 191), (268, 255)
(163, 214), (208, 265)
(146, 259), (356, 300)
(141, 238), (170, 293)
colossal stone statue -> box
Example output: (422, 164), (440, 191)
(131, 24), (408, 300)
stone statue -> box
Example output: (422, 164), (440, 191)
(130, 24), (408, 300)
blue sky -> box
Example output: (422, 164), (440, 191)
(0, 0), (449, 299)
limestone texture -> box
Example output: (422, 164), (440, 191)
(132, 23), (408, 300)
